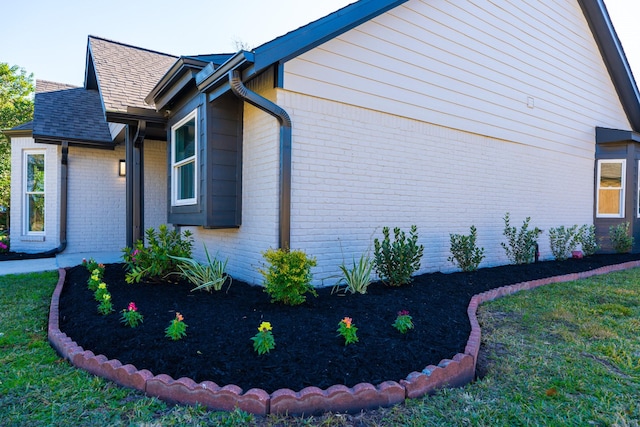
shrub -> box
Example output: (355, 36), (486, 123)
(0, 231), (9, 253)
(579, 224), (600, 256)
(336, 253), (374, 294)
(373, 225), (424, 286)
(609, 222), (634, 253)
(501, 213), (542, 264)
(448, 225), (485, 272)
(260, 248), (317, 306)
(548, 225), (580, 261)
(171, 245), (231, 292)
(122, 224), (193, 283)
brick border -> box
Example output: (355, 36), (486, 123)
(48, 261), (640, 415)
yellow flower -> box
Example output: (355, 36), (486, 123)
(98, 283), (107, 289)
(341, 317), (352, 328)
(103, 293), (111, 301)
(258, 321), (272, 332)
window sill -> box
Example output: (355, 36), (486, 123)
(21, 235), (46, 242)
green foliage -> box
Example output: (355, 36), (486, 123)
(120, 302), (144, 328)
(609, 222), (634, 253)
(250, 322), (276, 355)
(0, 63), (34, 228)
(97, 293), (113, 315)
(260, 248), (317, 306)
(337, 317), (359, 345)
(165, 312), (187, 340)
(373, 225), (424, 286)
(392, 310), (414, 334)
(448, 225), (485, 272)
(501, 213), (542, 264)
(579, 224), (600, 256)
(548, 224), (581, 261)
(171, 245), (231, 292)
(336, 252), (374, 294)
(122, 224), (193, 283)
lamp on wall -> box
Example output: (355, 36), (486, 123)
(119, 160), (126, 177)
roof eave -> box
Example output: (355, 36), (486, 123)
(145, 57), (211, 107)
(579, 0), (640, 132)
(195, 51), (255, 93)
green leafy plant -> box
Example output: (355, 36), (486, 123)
(122, 224), (193, 284)
(87, 268), (103, 292)
(171, 245), (231, 292)
(579, 224), (600, 256)
(260, 248), (317, 306)
(337, 316), (358, 345)
(609, 222), (634, 253)
(448, 225), (485, 272)
(501, 213), (542, 264)
(335, 253), (374, 294)
(548, 225), (581, 261)
(392, 310), (414, 334)
(97, 293), (113, 315)
(165, 312), (187, 340)
(81, 257), (103, 273)
(120, 302), (144, 328)
(373, 225), (424, 286)
(250, 321), (275, 355)
(94, 282), (109, 302)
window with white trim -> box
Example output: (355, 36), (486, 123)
(171, 110), (197, 206)
(24, 151), (45, 233)
(596, 159), (625, 218)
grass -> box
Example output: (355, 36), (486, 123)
(1, 269), (639, 426)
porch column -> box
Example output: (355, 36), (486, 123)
(125, 121), (146, 246)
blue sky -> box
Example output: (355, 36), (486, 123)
(1, 0), (638, 87)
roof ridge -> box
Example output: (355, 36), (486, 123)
(88, 35), (178, 59)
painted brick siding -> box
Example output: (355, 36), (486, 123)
(184, 71), (280, 285)
(279, 91), (594, 281)
(143, 140), (168, 232)
(9, 137), (60, 253)
(65, 145), (126, 253)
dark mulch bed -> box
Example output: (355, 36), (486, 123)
(58, 253), (640, 394)
(0, 251), (55, 261)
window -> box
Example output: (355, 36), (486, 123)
(596, 159), (625, 218)
(24, 151), (45, 233)
(171, 110), (197, 206)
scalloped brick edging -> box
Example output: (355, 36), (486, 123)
(47, 261), (640, 415)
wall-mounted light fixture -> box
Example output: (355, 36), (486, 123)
(119, 159), (126, 177)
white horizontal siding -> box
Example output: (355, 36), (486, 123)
(283, 0), (631, 159)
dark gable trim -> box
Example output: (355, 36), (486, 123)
(579, 0), (640, 132)
(249, 0), (408, 79)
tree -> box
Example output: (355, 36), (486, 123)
(0, 63), (34, 230)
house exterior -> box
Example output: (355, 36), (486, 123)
(4, 0), (640, 285)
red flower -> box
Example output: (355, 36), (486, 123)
(128, 302), (137, 312)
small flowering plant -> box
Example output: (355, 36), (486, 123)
(94, 282), (109, 301)
(87, 269), (103, 291)
(97, 293), (113, 315)
(82, 257), (104, 274)
(120, 302), (144, 328)
(165, 312), (187, 340)
(337, 316), (358, 345)
(393, 310), (414, 334)
(251, 321), (276, 355)
(0, 241), (8, 253)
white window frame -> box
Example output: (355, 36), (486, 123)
(171, 109), (198, 206)
(596, 159), (625, 218)
(23, 150), (46, 235)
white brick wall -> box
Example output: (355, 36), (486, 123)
(9, 137), (167, 257)
(279, 92), (594, 283)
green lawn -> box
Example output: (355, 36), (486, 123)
(1, 269), (638, 426)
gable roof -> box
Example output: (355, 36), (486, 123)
(32, 79), (113, 146)
(86, 36), (177, 114)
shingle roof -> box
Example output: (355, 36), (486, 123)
(33, 79), (113, 145)
(87, 36), (177, 113)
